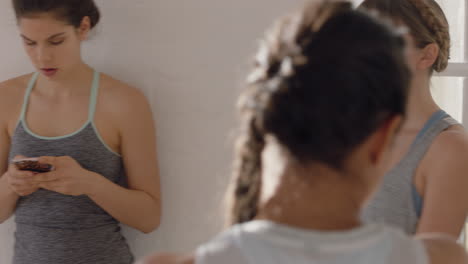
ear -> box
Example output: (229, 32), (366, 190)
(368, 115), (403, 166)
(77, 16), (91, 41)
(416, 43), (439, 71)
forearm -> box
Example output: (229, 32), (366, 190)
(0, 174), (19, 223)
(86, 172), (161, 233)
(417, 212), (467, 238)
(418, 233), (468, 264)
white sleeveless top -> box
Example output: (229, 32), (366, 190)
(195, 220), (428, 264)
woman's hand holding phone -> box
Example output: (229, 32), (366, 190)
(5, 156), (41, 196)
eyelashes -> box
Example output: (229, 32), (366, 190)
(24, 40), (65, 46)
(50, 40), (64, 45)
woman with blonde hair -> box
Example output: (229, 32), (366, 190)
(360, 0), (468, 238)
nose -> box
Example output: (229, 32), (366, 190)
(37, 45), (53, 64)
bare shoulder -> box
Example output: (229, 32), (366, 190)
(417, 233), (468, 264)
(98, 73), (150, 112)
(0, 73), (34, 124)
(137, 253), (195, 264)
(0, 74), (32, 106)
(96, 73), (153, 131)
(0, 73), (31, 89)
(437, 125), (468, 149)
(425, 126), (468, 169)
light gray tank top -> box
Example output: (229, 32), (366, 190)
(362, 110), (459, 234)
(8, 71), (134, 264)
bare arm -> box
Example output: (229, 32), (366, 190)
(0, 77), (38, 223)
(417, 233), (468, 264)
(416, 131), (468, 237)
(0, 124), (19, 223)
(85, 89), (161, 233)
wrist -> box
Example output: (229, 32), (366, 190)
(84, 171), (108, 197)
(0, 174), (18, 198)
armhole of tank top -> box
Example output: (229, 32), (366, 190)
(411, 114), (460, 220)
(13, 116), (22, 135)
(409, 112), (455, 219)
(411, 184), (423, 218)
(88, 71), (121, 157)
(90, 122), (121, 157)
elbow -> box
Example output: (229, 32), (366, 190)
(137, 195), (161, 234)
(140, 222), (160, 234)
(146, 216), (162, 234)
(139, 213), (161, 234)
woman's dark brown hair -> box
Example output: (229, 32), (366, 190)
(13, 0), (100, 29)
(226, 0), (411, 225)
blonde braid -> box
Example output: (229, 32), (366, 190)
(226, 0), (354, 226)
(409, 0), (450, 72)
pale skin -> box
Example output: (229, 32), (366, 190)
(383, 37), (468, 238)
(139, 117), (468, 263)
(0, 14), (161, 233)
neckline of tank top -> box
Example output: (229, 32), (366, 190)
(19, 70), (100, 141)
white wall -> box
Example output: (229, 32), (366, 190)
(0, 0), (306, 263)
(431, 0), (465, 122)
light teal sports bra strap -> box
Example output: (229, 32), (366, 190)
(20, 72), (39, 121)
(20, 71), (99, 122)
(88, 70), (100, 122)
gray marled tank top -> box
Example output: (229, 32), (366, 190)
(8, 71), (134, 264)
(362, 110), (459, 234)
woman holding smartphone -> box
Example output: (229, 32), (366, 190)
(0, 1), (161, 263)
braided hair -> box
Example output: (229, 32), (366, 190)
(226, 0), (411, 226)
(360, 0), (450, 72)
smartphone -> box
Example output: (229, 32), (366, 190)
(12, 158), (54, 173)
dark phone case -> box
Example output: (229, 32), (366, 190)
(14, 160), (53, 173)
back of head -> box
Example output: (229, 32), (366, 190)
(12, 0), (101, 28)
(360, 0), (450, 72)
(227, 0), (411, 225)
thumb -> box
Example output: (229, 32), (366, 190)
(37, 156), (57, 166)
